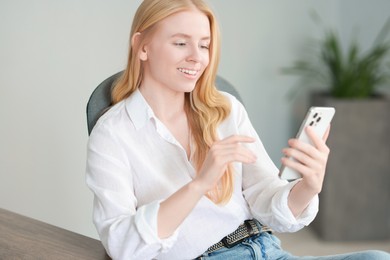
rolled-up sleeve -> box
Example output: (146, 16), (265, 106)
(86, 124), (178, 260)
(270, 180), (319, 232)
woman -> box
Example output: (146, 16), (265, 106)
(86, 0), (390, 259)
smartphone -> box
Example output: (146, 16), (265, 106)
(279, 106), (335, 181)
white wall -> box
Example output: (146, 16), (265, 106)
(0, 0), (142, 238)
(1, 1), (389, 239)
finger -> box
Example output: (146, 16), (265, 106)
(282, 147), (318, 168)
(283, 147), (327, 177)
(212, 141), (255, 155)
(322, 124), (331, 142)
(219, 146), (257, 163)
(220, 135), (256, 144)
(208, 144), (257, 166)
(288, 138), (321, 159)
(304, 126), (330, 153)
(281, 157), (314, 177)
(228, 152), (257, 164)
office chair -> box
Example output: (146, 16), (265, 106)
(86, 71), (243, 135)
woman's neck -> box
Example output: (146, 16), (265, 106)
(139, 83), (186, 123)
(139, 83), (191, 158)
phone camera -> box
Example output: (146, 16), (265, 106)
(316, 117), (322, 122)
(313, 113), (318, 118)
(309, 121), (314, 126)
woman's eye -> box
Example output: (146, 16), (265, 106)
(200, 42), (210, 50)
(174, 42), (186, 46)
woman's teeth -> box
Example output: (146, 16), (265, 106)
(178, 68), (197, 75)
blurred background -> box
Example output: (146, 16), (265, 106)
(1, 0), (389, 254)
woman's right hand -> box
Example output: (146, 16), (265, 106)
(194, 135), (257, 194)
(158, 135), (256, 238)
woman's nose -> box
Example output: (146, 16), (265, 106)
(187, 46), (202, 63)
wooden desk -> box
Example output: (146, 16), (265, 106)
(0, 208), (110, 260)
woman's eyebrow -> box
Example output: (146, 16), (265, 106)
(171, 33), (210, 40)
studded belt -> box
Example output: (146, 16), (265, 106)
(205, 219), (273, 254)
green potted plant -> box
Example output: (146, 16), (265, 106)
(283, 17), (390, 241)
(283, 17), (390, 99)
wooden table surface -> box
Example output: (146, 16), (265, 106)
(0, 208), (110, 260)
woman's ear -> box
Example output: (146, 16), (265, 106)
(131, 32), (148, 61)
(139, 52), (147, 61)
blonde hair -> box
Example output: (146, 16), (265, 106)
(112, 0), (233, 204)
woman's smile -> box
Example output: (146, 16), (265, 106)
(177, 67), (199, 77)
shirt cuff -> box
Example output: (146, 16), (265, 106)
(271, 180), (319, 232)
(134, 201), (179, 253)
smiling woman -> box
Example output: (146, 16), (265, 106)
(85, 0), (390, 259)
(135, 10), (210, 94)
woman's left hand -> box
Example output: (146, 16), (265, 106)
(281, 125), (331, 195)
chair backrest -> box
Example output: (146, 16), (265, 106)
(86, 71), (243, 135)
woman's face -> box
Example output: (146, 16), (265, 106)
(140, 9), (211, 94)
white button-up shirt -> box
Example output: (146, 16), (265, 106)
(86, 89), (318, 260)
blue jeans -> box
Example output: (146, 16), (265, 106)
(196, 231), (390, 260)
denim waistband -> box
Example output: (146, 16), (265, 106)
(195, 219), (272, 259)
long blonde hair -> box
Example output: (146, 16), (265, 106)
(112, 0), (233, 204)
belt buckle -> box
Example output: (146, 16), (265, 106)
(221, 236), (244, 248)
(221, 220), (254, 248)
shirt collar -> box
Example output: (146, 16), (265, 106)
(125, 89), (155, 130)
